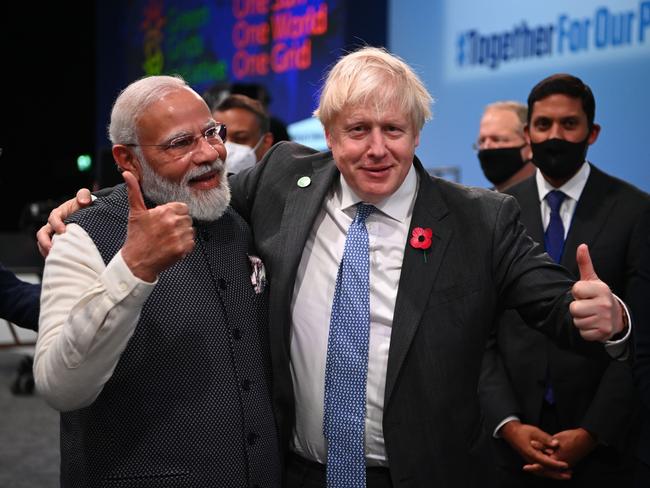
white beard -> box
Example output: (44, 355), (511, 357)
(138, 157), (231, 222)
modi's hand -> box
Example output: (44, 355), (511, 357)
(569, 244), (625, 341)
(120, 171), (195, 282)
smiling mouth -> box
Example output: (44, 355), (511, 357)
(190, 169), (217, 181)
(188, 168), (220, 188)
(363, 165), (392, 176)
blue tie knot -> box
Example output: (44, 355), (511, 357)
(545, 190), (566, 213)
(354, 203), (374, 225)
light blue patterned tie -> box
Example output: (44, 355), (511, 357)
(543, 190), (567, 404)
(323, 203), (374, 488)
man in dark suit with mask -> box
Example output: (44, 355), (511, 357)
(475, 100), (536, 192)
(480, 73), (650, 486)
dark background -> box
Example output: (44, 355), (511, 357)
(0, 4), (96, 233)
(0, 0), (386, 235)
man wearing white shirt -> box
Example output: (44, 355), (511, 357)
(479, 73), (650, 486)
(226, 56), (634, 487)
(289, 163), (417, 468)
(38, 54), (633, 488)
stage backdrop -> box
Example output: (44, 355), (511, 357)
(95, 0), (386, 162)
(389, 0), (650, 191)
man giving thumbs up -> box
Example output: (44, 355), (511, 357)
(33, 75), (281, 488)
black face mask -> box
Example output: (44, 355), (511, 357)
(478, 146), (527, 186)
(531, 137), (589, 180)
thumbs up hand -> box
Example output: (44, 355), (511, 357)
(121, 171), (195, 282)
(569, 244), (625, 341)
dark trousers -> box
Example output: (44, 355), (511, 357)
(495, 466), (634, 488)
(286, 451), (393, 488)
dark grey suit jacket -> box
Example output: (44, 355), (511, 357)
(479, 164), (650, 478)
(229, 142), (602, 487)
(631, 211), (650, 469)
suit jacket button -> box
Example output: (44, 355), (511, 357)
(232, 328), (241, 340)
(247, 432), (258, 445)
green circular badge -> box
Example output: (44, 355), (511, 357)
(297, 176), (311, 188)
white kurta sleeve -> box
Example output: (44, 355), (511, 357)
(34, 224), (156, 411)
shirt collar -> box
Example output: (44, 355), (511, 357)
(338, 163), (419, 223)
(536, 161), (591, 203)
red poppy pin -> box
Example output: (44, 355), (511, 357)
(410, 227), (433, 262)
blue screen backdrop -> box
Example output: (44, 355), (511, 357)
(389, 0), (650, 191)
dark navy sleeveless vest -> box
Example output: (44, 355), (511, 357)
(60, 184), (280, 487)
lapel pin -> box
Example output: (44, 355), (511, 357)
(297, 176), (311, 188)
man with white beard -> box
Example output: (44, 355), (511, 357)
(33, 75), (280, 488)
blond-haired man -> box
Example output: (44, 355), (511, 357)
(39, 48), (628, 488)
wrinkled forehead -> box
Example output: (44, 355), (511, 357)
(138, 88), (213, 139)
(480, 109), (522, 133)
(337, 100), (412, 125)
(143, 87), (208, 116)
(329, 89), (418, 132)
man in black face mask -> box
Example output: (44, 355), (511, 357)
(476, 101), (535, 191)
(480, 73), (650, 486)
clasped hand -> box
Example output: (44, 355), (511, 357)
(502, 421), (597, 480)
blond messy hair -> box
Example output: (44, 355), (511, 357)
(314, 46), (433, 131)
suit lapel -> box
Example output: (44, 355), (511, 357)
(561, 165), (614, 273)
(384, 161), (452, 406)
(510, 178), (544, 246)
(275, 156), (339, 345)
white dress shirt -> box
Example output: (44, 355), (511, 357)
(34, 224), (156, 412)
(290, 164), (419, 466)
(535, 161), (590, 237)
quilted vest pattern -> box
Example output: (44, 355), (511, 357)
(60, 184), (280, 488)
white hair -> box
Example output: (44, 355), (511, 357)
(108, 75), (188, 145)
(138, 153), (231, 222)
